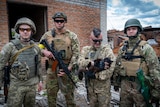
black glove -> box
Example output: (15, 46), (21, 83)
(103, 58), (113, 67)
(78, 71), (84, 80)
(94, 58), (113, 71)
(114, 86), (119, 91)
(94, 59), (105, 71)
(85, 71), (96, 79)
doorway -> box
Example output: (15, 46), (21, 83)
(7, 2), (47, 41)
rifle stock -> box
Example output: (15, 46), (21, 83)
(40, 39), (77, 88)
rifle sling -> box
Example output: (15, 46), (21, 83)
(130, 40), (141, 55)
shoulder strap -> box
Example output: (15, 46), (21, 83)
(130, 40), (141, 54)
(10, 39), (22, 50)
(52, 28), (56, 37)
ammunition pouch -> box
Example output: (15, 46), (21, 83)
(11, 61), (30, 81)
(121, 58), (141, 76)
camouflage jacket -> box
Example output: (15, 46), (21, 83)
(113, 37), (160, 88)
(40, 29), (80, 68)
(0, 39), (42, 86)
(78, 45), (115, 90)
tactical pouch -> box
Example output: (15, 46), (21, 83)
(96, 70), (110, 80)
(11, 61), (30, 81)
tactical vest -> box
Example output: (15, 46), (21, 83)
(10, 39), (39, 80)
(46, 30), (72, 64)
(121, 40), (149, 76)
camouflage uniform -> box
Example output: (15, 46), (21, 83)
(113, 19), (160, 107)
(40, 29), (80, 107)
(78, 44), (116, 107)
(0, 17), (42, 107)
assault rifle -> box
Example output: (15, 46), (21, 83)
(3, 65), (10, 103)
(78, 57), (113, 104)
(78, 57), (113, 80)
(40, 39), (77, 88)
(136, 69), (153, 107)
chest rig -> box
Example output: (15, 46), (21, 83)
(10, 39), (39, 80)
(121, 40), (148, 76)
(47, 29), (72, 64)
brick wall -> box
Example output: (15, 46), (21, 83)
(0, 0), (102, 73)
(0, 0), (9, 49)
(0, 0), (102, 50)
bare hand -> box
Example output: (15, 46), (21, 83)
(57, 69), (65, 77)
(104, 62), (110, 69)
(68, 66), (72, 71)
(38, 81), (43, 92)
(42, 50), (55, 59)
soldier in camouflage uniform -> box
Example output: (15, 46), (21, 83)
(113, 18), (160, 107)
(78, 28), (116, 107)
(0, 17), (42, 107)
(39, 12), (80, 107)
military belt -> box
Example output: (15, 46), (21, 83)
(122, 76), (137, 82)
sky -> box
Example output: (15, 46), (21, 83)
(107, 0), (160, 31)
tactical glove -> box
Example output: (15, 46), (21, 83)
(94, 59), (105, 71)
(94, 58), (113, 71)
(78, 71), (84, 80)
(114, 86), (119, 91)
(103, 57), (113, 67)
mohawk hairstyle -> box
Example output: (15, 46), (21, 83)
(93, 28), (101, 37)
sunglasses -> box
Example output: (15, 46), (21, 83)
(92, 39), (102, 43)
(19, 28), (31, 32)
(54, 20), (65, 23)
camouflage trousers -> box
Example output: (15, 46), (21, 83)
(7, 83), (37, 107)
(46, 68), (76, 107)
(88, 80), (111, 107)
(120, 80), (146, 107)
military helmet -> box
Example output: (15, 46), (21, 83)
(124, 19), (143, 34)
(14, 17), (36, 35)
(52, 12), (67, 22)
